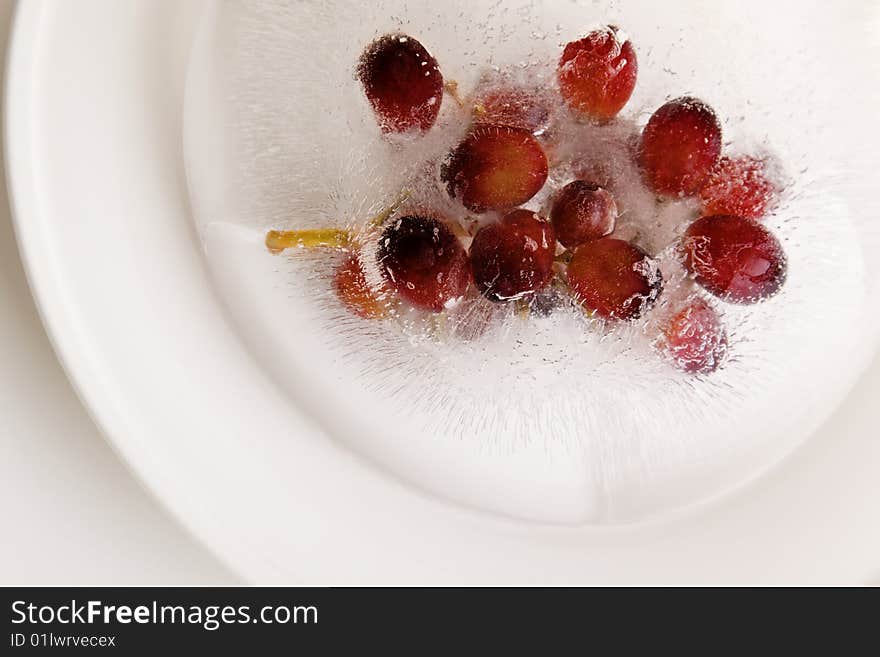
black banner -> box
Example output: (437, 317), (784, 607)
(1, 586), (872, 652)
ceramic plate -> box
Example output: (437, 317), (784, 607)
(6, 0), (880, 583)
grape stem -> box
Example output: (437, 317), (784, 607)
(265, 228), (351, 254)
(265, 189), (410, 254)
(369, 189), (410, 227)
(443, 80), (466, 108)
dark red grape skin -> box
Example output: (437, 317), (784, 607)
(682, 214), (786, 304)
(357, 33), (443, 133)
(469, 209), (556, 303)
(550, 181), (617, 249)
(699, 156), (778, 220)
(442, 125), (549, 213)
(566, 238), (661, 320)
(558, 26), (638, 121)
(661, 299), (728, 374)
(377, 214), (470, 312)
(638, 97), (722, 197)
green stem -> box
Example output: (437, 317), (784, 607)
(265, 189), (410, 254)
(265, 228), (351, 254)
(369, 189), (410, 227)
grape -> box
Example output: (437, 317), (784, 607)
(377, 214), (470, 312)
(566, 238), (661, 320)
(699, 156), (779, 220)
(549, 181), (617, 249)
(473, 86), (552, 136)
(660, 299), (728, 374)
(557, 26), (638, 121)
(441, 125), (549, 213)
(682, 214), (787, 303)
(357, 33), (443, 133)
(469, 209), (556, 302)
(333, 254), (390, 319)
(638, 97), (722, 197)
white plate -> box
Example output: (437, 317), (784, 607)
(6, 0), (880, 583)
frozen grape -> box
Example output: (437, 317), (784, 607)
(638, 97), (722, 197)
(441, 125), (549, 213)
(682, 214), (787, 303)
(557, 26), (638, 121)
(469, 209), (556, 302)
(357, 33), (443, 133)
(566, 238), (662, 320)
(377, 214), (470, 312)
(660, 299), (728, 374)
(550, 181), (617, 249)
(473, 86), (552, 135)
(699, 156), (779, 220)
(334, 254), (390, 319)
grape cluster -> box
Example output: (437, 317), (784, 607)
(267, 26), (788, 375)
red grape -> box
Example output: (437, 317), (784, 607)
(558, 26), (637, 121)
(661, 299), (728, 374)
(550, 181), (617, 249)
(377, 214), (470, 312)
(699, 156), (779, 220)
(473, 86), (552, 135)
(682, 214), (786, 303)
(638, 97), (722, 197)
(357, 33), (443, 133)
(334, 254), (390, 319)
(442, 125), (549, 213)
(469, 209), (556, 302)
(566, 238), (661, 320)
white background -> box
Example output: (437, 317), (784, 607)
(0, 0), (237, 585)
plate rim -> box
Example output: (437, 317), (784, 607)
(7, 0), (880, 584)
